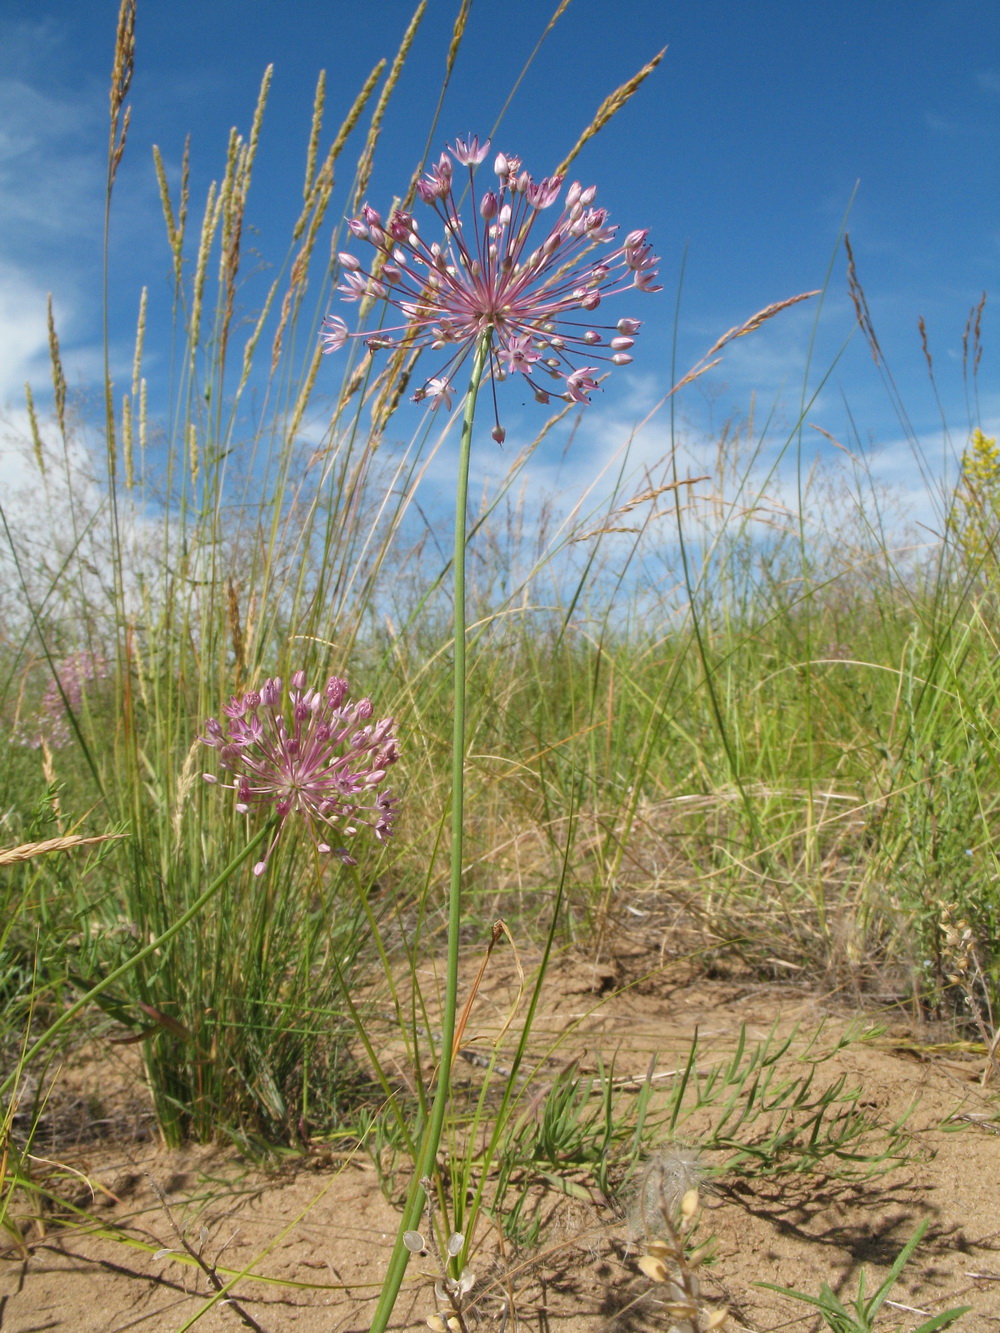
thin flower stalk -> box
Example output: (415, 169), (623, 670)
(327, 137), (660, 1333)
(368, 332), (490, 1333)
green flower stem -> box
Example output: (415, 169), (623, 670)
(368, 331), (492, 1333)
(1, 822), (271, 1101)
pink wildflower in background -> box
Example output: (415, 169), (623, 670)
(202, 672), (399, 877)
(15, 651), (109, 750)
(322, 136), (661, 443)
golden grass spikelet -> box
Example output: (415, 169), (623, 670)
(131, 286), (147, 400)
(190, 180), (221, 362)
(303, 69), (326, 202)
(243, 277), (280, 388)
(187, 421), (198, 486)
(227, 575), (245, 688)
(46, 295), (67, 439)
(109, 0), (135, 124)
(108, 0), (135, 185)
(122, 392), (133, 488)
(294, 60), (384, 243)
(705, 290), (820, 359)
(171, 737), (204, 848)
(245, 64), (273, 181)
(844, 232), (882, 367)
(919, 313), (933, 376)
(353, 2), (426, 213)
(153, 145), (176, 248)
(287, 343), (323, 441)
(24, 383), (44, 476)
(556, 47), (666, 178)
(0, 834), (126, 867)
(397, 0), (472, 212)
(153, 137), (191, 286)
(444, 0), (472, 79)
(963, 290), (987, 382)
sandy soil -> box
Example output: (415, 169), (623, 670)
(3, 937), (1000, 1333)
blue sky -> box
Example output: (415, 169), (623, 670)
(1, 0), (998, 533)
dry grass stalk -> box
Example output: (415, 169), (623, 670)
(153, 136), (191, 286)
(243, 277), (280, 384)
(122, 392), (133, 488)
(962, 290), (986, 383)
(302, 70), (326, 203)
(287, 342), (324, 440)
(171, 738), (204, 849)
(485, 0), (574, 158)
(24, 383), (45, 476)
(352, 2), (427, 213)
(131, 286), (147, 400)
(294, 59), (385, 244)
(39, 741), (63, 832)
(572, 476), (710, 541)
(399, 0), (473, 212)
(0, 834), (126, 867)
(555, 47), (666, 177)
(704, 290), (820, 359)
(844, 233), (883, 366)
(277, 61), (386, 370)
(108, 0), (135, 186)
(227, 575), (245, 689)
(189, 181), (221, 365)
(218, 67), (273, 368)
(187, 421), (198, 486)
(46, 295), (67, 440)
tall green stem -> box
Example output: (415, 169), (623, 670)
(368, 331), (492, 1333)
(2, 823), (270, 1101)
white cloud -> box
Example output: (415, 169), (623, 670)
(0, 263), (52, 405)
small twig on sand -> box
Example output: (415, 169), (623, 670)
(148, 1176), (270, 1333)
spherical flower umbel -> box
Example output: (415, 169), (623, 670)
(321, 136), (661, 442)
(202, 671), (399, 877)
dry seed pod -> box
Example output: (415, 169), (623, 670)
(404, 1230), (425, 1253)
(680, 1188), (700, 1220)
(447, 1232), (464, 1257)
(637, 1254), (670, 1283)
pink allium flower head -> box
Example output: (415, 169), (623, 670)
(15, 651), (109, 750)
(202, 673), (400, 877)
(321, 136), (661, 442)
